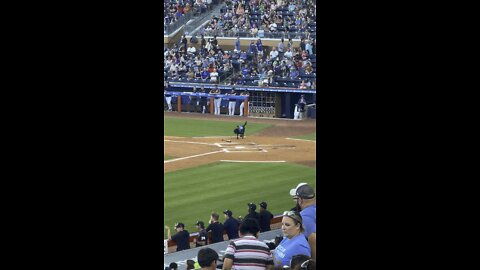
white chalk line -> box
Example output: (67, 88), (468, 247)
(192, 136), (233, 138)
(286, 138), (316, 143)
(164, 140), (216, 146)
(220, 160), (286, 163)
(164, 150), (224, 163)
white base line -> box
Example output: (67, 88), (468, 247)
(220, 160), (286, 163)
(286, 138), (316, 143)
(164, 150), (224, 163)
(192, 136), (232, 138)
(164, 140), (216, 146)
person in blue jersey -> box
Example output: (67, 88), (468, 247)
(289, 183), (317, 260)
(272, 211), (311, 268)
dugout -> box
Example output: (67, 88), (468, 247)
(165, 83), (316, 119)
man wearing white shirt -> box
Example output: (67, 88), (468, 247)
(187, 45), (196, 54)
(210, 68), (218, 83)
(269, 47), (279, 60)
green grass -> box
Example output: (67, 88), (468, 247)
(164, 155), (174, 161)
(164, 162), (316, 239)
(164, 117), (271, 137)
(293, 133), (316, 141)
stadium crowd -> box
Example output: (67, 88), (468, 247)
(164, 183), (317, 270)
(199, 0), (316, 39)
(164, 0), (224, 34)
(164, 34), (316, 89)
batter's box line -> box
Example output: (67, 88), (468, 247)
(220, 160), (285, 163)
(224, 149), (268, 153)
(164, 150), (224, 163)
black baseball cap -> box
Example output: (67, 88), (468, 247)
(223, 210), (233, 217)
(175, 223), (185, 229)
(248, 202), (256, 211)
(195, 221), (204, 227)
(259, 202), (267, 209)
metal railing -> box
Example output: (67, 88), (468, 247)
(199, 29), (313, 39)
(164, 12), (195, 35)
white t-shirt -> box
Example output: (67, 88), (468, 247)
(270, 50), (279, 59)
(210, 71), (218, 82)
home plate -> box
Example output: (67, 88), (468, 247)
(235, 146), (246, 149)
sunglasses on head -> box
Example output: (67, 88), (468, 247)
(282, 211), (302, 223)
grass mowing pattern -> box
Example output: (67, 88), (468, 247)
(164, 162), (315, 239)
(294, 133), (316, 141)
(164, 117), (271, 137)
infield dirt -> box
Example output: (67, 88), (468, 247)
(164, 112), (316, 172)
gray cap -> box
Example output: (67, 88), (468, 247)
(289, 183), (315, 199)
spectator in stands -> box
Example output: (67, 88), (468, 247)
(258, 201), (273, 232)
(186, 260), (196, 270)
(209, 68), (219, 83)
(169, 262), (178, 270)
(299, 80), (308, 89)
(200, 67), (210, 81)
(222, 218), (274, 270)
(269, 47), (279, 60)
(289, 183), (317, 260)
(194, 220), (208, 247)
(165, 223), (191, 252)
(206, 212), (225, 243)
(278, 38), (285, 58)
(244, 202), (261, 225)
(197, 247), (219, 270)
(272, 210), (311, 268)
(290, 255), (316, 270)
(223, 209), (240, 240)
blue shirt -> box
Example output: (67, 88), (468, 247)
(273, 234), (311, 268)
(256, 42), (263, 52)
(301, 205), (316, 238)
(235, 40), (240, 51)
(201, 71), (210, 79)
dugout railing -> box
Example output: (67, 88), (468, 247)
(165, 84), (316, 119)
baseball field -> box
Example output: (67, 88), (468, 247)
(164, 113), (316, 239)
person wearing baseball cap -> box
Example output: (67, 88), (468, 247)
(245, 202), (261, 226)
(194, 221), (208, 247)
(289, 183), (317, 260)
(223, 210), (240, 240)
(164, 222), (190, 251)
(259, 201), (273, 232)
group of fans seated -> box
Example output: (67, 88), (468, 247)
(164, 35), (316, 89)
(164, 0), (223, 31)
(199, 0), (316, 39)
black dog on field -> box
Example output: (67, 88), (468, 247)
(234, 121), (248, 139)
